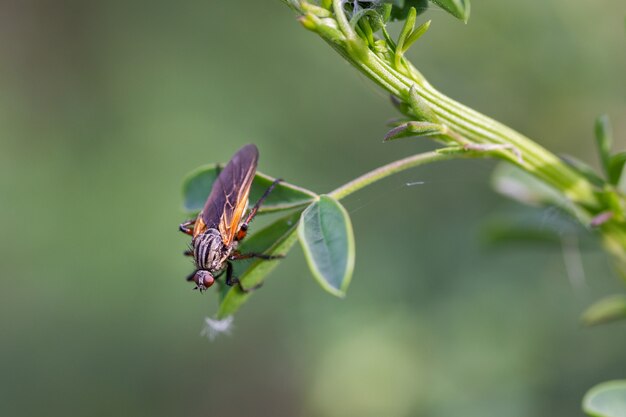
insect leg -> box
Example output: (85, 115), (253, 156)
(225, 261), (263, 293)
(183, 249), (193, 257)
(236, 178), (283, 241)
(225, 262), (236, 286)
(179, 219), (196, 236)
(230, 252), (285, 261)
(186, 270), (202, 291)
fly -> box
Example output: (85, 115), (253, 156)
(179, 144), (282, 292)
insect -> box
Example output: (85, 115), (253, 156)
(179, 144), (282, 292)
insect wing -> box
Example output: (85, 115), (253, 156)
(196, 144), (258, 245)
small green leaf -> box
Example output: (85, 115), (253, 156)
(582, 295), (626, 326)
(216, 210), (303, 318)
(430, 0), (470, 23)
(300, 14), (346, 45)
(387, 0), (429, 21)
(377, 4), (393, 27)
(394, 6), (417, 68)
(404, 20), (431, 50)
(301, 2), (332, 17)
(384, 121), (446, 141)
(182, 165), (317, 215)
(298, 196), (355, 297)
(583, 381), (626, 417)
(608, 152), (626, 187)
(407, 85), (439, 122)
(398, 7), (416, 47)
(596, 115), (613, 177)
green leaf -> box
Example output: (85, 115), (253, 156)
(407, 84), (439, 122)
(387, 0), (429, 21)
(182, 164), (317, 216)
(404, 20), (431, 50)
(395, 7), (417, 61)
(298, 195), (355, 297)
(384, 121), (446, 142)
(386, 0), (469, 22)
(301, 2), (332, 17)
(430, 0), (470, 23)
(608, 152), (626, 188)
(216, 210), (303, 318)
(583, 381), (626, 417)
(581, 295), (626, 326)
(595, 114), (613, 177)
(376, 4), (393, 28)
(349, 4), (392, 32)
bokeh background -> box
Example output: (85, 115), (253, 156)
(2, 1), (626, 416)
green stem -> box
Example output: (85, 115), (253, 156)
(332, 0), (354, 39)
(298, 5), (601, 213)
(371, 55), (597, 209)
(329, 150), (468, 200)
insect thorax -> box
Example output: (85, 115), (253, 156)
(193, 228), (232, 272)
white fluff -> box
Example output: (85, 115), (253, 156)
(200, 316), (234, 341)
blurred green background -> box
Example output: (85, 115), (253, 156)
(1, 1), (626, 416)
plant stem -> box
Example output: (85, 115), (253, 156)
(332, 0), (354, 39)
(376, 58), (597, 209)
(297, 4), (602, 213)
(329, 150), (468, 200)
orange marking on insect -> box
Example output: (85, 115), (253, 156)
(193, 217), (207, 238)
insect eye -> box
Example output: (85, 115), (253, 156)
(194, 270), (215, 289)
(202, 274), (215, 288)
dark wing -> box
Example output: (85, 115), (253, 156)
(193, 144), (258, 245)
